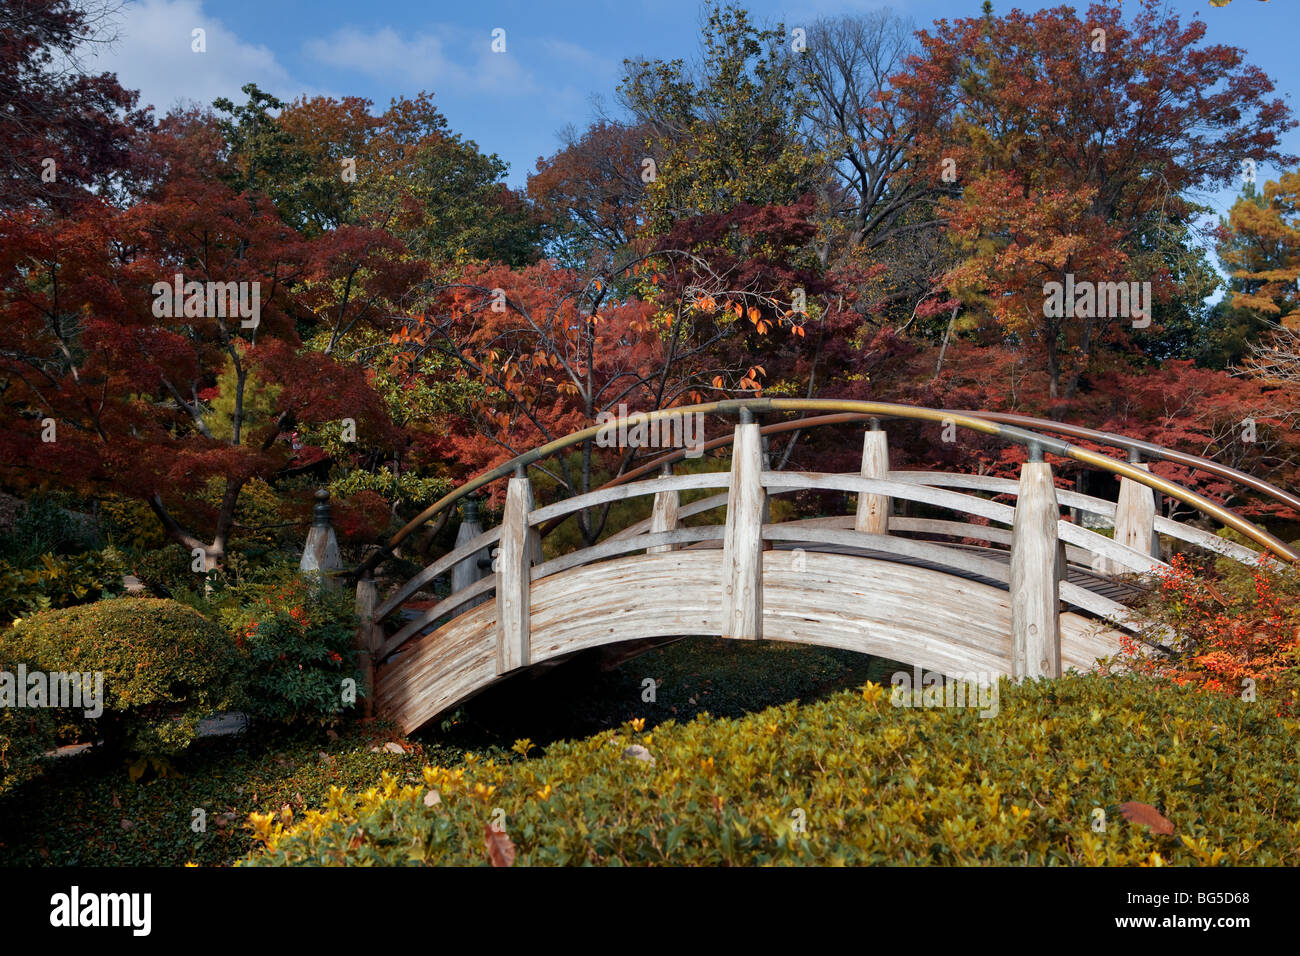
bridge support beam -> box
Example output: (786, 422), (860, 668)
(721, 421), (765, 640)
(856, 421), (891, 535)
(1010, 457), (1062, 679)
(495, 475), (538, 674)
(1108, 457), (1158, 574)
(647, 463), (679, 554)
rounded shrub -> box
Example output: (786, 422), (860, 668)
(1, 598), (240, 757)
(243, 673), (1300, 866)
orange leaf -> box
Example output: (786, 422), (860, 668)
(1118, 801), (1174, 836)
(484, 823), (516, 867)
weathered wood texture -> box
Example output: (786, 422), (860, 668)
(1010, 461), (1062, 679)
(720, 423), (765, 639)
(647, 486), (680, 554)
(1110, 461), (1158, 574)
(495, 477), (537, 675)
(856, 428), (891, 534)
(353, 576), (382, 717)
(376, 548), (1128, 733)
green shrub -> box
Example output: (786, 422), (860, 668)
(0, 549), (126, 625)
(225, 575), (362, 727)
(244, 673), (1300, 866)
(0, 649), (55, 797)
(1, 599), (240, 757)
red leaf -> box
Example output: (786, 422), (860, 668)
(1118, 801), (1174, 836)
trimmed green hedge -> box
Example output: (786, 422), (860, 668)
(244, 673), (1300, 866)
(2, 598), (240, 757)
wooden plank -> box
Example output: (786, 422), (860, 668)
(766, 471), (1165, 575)
(891, 469), (1260, 567)
(495, 476), (537, 675)
(1010, 461), (1062, 679)
(607, 492), (729, 540)
(888, 470), (1118, 518)
(856, 428), (890, 534)
(377, 546), (1133, 734)
(527, 472), (728, 526)
(720, 423), (765, 639)
(532, 526), (726, 581)
(376, 575), (497, 659)
(353, 577), (381, 717)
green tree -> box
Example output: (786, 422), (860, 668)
(619, 3), (821, 235)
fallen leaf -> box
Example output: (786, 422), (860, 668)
(1119, 801), (1174, 836)
(484, 823), (516, 867)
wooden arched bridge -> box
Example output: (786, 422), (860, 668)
(348, 399), (1300, 734)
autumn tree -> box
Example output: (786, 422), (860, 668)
(0, 116), (397, 569)
(1220, 170), (1300, 329)
(0, 0), (151, 213)
(893, 0), (1296, 401)
(527, 120), (652, 270)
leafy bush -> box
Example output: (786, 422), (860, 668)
(1, 599), (240, 757)
(0, 648), (55, 797)
(244, 673), (1300, 866)
(0, 549), (126, 625)
(221, 574), (361, 727)
(1130, 552), (1300, 715)
(0, 724), (454, 866)
(98, 494), (171, 552)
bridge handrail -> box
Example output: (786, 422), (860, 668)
(762, 472), (1164, 575)
(353, 399), (1299, 580)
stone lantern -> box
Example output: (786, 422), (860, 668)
(300, 488), (342, 586)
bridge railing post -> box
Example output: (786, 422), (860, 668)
(495, 472), (537, 674)
(647, 462), (679, 554)
(1010, 451), (1062, 679)
(721, 418), (765, 640)
(1107, 453), (1159, 574)
(856, 419), (890, 535)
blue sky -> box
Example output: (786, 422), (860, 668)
(90, 0), (1298, 219)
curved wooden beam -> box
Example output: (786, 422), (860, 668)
(357, 399), (1297, 579)
(374, 548), (1132, 734)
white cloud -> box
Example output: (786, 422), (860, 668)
(85, 0), (306, 115)
(302, 24), (537, 96)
